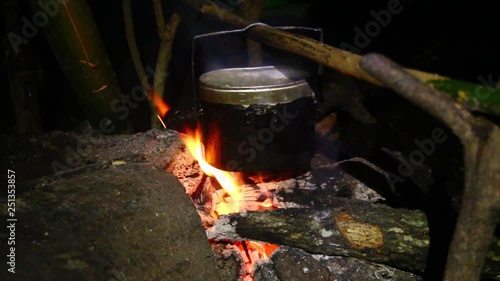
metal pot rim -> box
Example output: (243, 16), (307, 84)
(200, 83), (312, 105)
(199, 66), (313, 105)
(199, 66), (310, 90)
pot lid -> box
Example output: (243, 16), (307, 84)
(199, 66), (313, 105)
(199, 66), (310, 89)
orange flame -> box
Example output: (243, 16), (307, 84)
(150, 91), (170, 118)
(181, 126), (243, 215)
(178, 123), (280, 280)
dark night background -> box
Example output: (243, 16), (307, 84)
(1, 1), (499, 279)
(2, 0), (499, 133)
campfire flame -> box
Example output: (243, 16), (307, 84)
(153, 94), (279, 279)
(180, 125), (280, 279)
(150, 91), (171, 119)
(180, 126), (243, 214)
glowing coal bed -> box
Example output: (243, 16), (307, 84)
(167, 125), (284, 281)
(156, 94), (425, 281)
(165, 124), (397, 281)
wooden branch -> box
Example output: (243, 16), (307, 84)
(359, 53), (500, 281)
(31, 0), (132, 133)
(191, 1), (500, 116)
(153, 13), (181, 100)
(122, 0), (155, 109)
(359, 54), (477, 144)
(152, 0), (166, 36)
(208, 198), (500, 279)
(123, 0), (180, 128)
(210, 198), (431, 271)
(444, 125), (500, 281)
(239, 0), (264, 66)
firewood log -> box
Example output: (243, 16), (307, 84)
(208, 197), (500, 279)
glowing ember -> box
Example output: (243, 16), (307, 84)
(156, 115), (166, 128)
(260, 198), (274, 208)
(236, 241), (280, 280)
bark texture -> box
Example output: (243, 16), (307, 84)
(209, 198), (500, 279)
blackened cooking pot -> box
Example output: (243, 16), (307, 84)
(198, 66), (317, 173)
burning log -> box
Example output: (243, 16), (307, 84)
(208, 197), (500, 279)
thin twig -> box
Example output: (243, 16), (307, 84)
(122, 0), (156, 111)
(152, 0), (166, 36)
(318, 157), (398, 195)
(153, 12), (181, 99)
(124, 0), (181, 128)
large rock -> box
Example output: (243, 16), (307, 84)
(2, 130), (220, 281)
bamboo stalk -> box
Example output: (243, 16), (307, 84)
(32, 0), (132, 133)
(5, 0), (42, 133)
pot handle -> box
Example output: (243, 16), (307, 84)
(191, 24), (323, 115)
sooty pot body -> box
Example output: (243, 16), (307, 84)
(199, 66), (317, 173)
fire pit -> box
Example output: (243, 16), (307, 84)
(161, 41), (500, 279)
(165, 65), (433, 279)
(168, 134), (425, 281)
(6, 126), (500, 281)
(166, 84), (500, 280)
